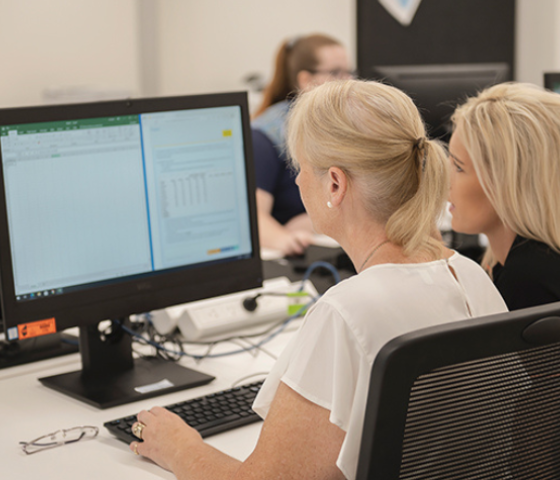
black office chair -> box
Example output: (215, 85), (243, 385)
(356, 301), (560, 479)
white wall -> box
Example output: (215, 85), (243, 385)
(516, 0), (558, 84)
(0, 0), (559, 110)
(157, 0), (355, 95)
(0, 0), (140, 108)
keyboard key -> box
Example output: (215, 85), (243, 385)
(104, 380), (264, 443)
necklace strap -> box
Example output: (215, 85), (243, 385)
(359, 239), (390, 273)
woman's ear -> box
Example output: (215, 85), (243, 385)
(327, 166), (348, 207)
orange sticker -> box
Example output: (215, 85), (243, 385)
(17, 318), (57, 340)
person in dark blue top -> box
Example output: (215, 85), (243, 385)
(448, 82), (560, 310)
(252, 128), (304, 225)
(252, 33), (353, 255)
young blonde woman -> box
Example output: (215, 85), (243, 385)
(252, 33), (353, 255)
(129, 80), (507, 480)
(449, 82), (560, 310)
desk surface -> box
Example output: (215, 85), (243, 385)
(0, 321), (299, 480)
(1, 248), (354, 479)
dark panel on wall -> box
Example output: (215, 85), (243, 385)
(358, 0), (515, 77)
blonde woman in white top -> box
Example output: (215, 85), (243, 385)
(129, 80), (507, 480)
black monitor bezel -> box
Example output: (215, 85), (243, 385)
(544, 72), (560, 92)
(0, 92), (263, 334)
(369, 62), (510, 138)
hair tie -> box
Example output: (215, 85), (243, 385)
(412, 137), (428, 172)
(413, 137), (426, 151)
(286, 35), (302, 51)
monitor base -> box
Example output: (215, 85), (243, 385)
(39, 356), (214, 409)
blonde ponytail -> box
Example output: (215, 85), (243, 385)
(385, 138), (449, 257)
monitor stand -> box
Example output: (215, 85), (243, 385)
(0, 332), (79, 369)
(39, 318), (214, 409)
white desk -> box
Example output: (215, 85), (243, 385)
(0, 322), (299, 480)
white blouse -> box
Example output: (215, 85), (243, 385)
(252, 252), (508, 479)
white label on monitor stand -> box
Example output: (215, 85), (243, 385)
(134, 378), (175, 394)
(7, 327), (19, 341)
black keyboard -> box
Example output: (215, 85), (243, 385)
(104, 380), (264, 442)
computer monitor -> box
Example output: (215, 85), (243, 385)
(0, 92), (262, 408)
(544, 72), (560, 93)
(370, 63), (510, 139)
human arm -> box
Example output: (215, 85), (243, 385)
(251, 129), (313, 255)
(132, 382), (346, 480)
(256, 188), (314, 256)
(285, 211), (314, 234)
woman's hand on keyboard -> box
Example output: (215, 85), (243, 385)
(130, 407), (202, 472)
(130, 406), (242, 477)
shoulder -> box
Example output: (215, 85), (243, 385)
(311, 266), (433, 349)
(500, 237), (560, 283)
(252, 128), (276, 155)
(448, 251), (491, 277)
(253, 100), (290, 125)
(315, 254), (505, 337)
(507, 237), (560, 267)
(251, 101), (290, 148)
(495, 238), (560, 309)
(446, 252), (507, 314)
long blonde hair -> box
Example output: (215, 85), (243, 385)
(286, 79), (449, 259)
(452, 82), (560, 270)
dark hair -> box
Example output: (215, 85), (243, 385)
(253, 33), (342, 118)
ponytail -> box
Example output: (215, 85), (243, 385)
(253, 41), (294, 118)
(385, 138), (449, 258)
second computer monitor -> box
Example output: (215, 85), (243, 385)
(371, 62), (510, 140)
(544, 72), (560, 94)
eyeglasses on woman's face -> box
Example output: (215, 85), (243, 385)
(306, 68), (357, 79)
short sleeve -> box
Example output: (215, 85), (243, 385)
(253, 300), (373, 479)
(281, 302), (365, 426)
(251, 128), (282, 194)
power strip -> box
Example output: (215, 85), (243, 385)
(150, 277), (318, 341)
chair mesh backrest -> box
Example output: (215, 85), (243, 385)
(398, 342), (560, 479)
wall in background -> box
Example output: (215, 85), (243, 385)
(153, 0), (355, 113)
(516, 0), (559, 84)
(0, 0), (140, 107)
(0, 0), (559, 109)
(157, 0), (355, 103)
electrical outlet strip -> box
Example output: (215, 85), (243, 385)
(149, 276), (318, 341)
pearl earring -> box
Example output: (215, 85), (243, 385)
(327, 201), (333, 209)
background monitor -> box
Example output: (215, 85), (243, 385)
(0, 92), (262, 408)
(544, 72), (560, 93)
(369, 62), (510, 140)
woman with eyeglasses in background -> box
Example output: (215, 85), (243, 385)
(448, 82), (560, 311)
(252, 33), (354, 256)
